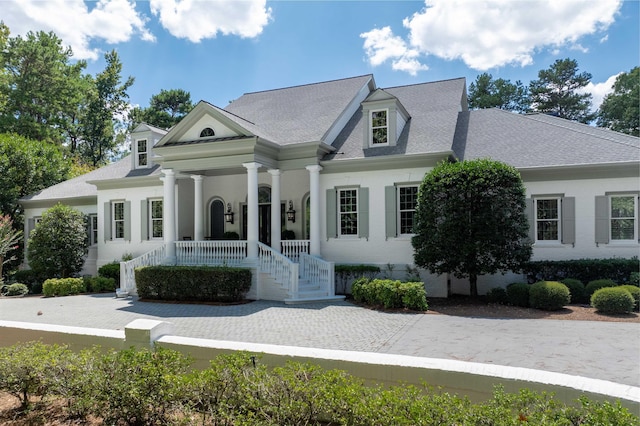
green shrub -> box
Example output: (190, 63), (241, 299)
(560, 278), (585, 304)
(630, 271), (640, 286)
(222, 231), (240, 240)
(98, 262), (120, 287)
(591, 287), (635, 314)
(42, 277), (85, 297)
(506, 282), (530, 307)
(335, 264), (381, 295)
(485, 287), (508, 304)
(351, 278), (427, 310)
(585, 279), (617, 300)
(619, 285), (640, 311)
(83, 276), (116, 292)
(0, 282), (29, 296)
(136, 265), (252, 302)
(529, 281), (570, 311)
(8, 269), (45, 294)
(524, 257), (639, 284)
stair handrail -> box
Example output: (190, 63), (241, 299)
(258, 242), (299, 298)
(119, 244), (166, 294)
(299, 253), (335, 297)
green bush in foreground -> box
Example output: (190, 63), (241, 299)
(352, 278), (428, 310)
(42, 277), (85, 297)
(529, 281), (570, 311)
(591, 287), (635, 314)
(0, 344), (637, 425)
(98, 262), (121, 287)
(561, 278), (585, 304)
(485, 287), (508, 304)
(619, 285), (640, 311)
(0, 282), (28, 296)
(584, 279), (617, 300)
(506, 282), (530, 307)
(83, 275), (116, 292)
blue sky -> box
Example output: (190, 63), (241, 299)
(2, 0), (638, 111)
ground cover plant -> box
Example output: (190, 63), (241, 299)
(0, 343), (637, 425)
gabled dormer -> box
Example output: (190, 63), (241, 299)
(130, 123), (168, 170)
(361, 89), (410, 149)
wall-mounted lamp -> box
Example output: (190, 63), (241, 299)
(224, 203), (234, 224)
(286, 201), (296, 223)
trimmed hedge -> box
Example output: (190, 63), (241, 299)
(352, 278), (428, 310)
(42, 278), (85, 297)
(524, 257), (639, 284)
(529, 281), (570, 311)
(591, 287), (635, 314)
(560, 278), (585, 304)
(584, 279), (618, 300)
(135, 265), (251, 302)
(619, 285), (640, 311)
(485, 287), (508, 304)
(83, 276), (116, 293)
(506, 282), (530, 307)
(97, 262), (120, 287)
(9, 269), (45, 294)
(335, 264), (381, 295)
(0, 283), (29, 296)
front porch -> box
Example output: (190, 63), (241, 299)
(120, 239), (342, 304)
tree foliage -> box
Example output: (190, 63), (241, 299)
(468, 73), (529, 113)
(0, 214), (22, 280)
(79, 50), (134, 166)
(27, 203), (88, 278)
(528, 58), (595, 123)
(0, 29), (87, 144)
(597, 67), (639, 137)
(412, 159), (532, 297)
(128, 88), (194, 130)
(0, 133), (70, 223)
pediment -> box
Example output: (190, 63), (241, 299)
(363, 88), (398, 103)
(155, 101), (254, 147)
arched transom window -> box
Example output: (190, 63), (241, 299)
(200, 127), (215, 138)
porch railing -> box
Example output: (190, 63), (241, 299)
(299, 253), (335, 297)
(281, 240), (310, 263)
(119, 245), (166, 294)
(258, 242), (299, 297)
(176, 240), (247, 266)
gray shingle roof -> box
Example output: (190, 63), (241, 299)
(20, 157), (161, 203)
(223, 75), (373, 145)
(326, 78), (466, 160)
(453, 109), (640, 168)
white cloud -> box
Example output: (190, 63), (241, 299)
(363, 0), (622, 73)
(578, 72), (621, 112)
(360, 27), (428, 76)
(149, 0), (272, 42)
(1, 0), (153, 60)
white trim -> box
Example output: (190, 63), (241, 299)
(338, 188), (358, 237)
(111, 201), (125, 240)
(609, 194), (637, 242)
(370, 108), (389, 146)
(149, 198), (163, 240)
(397, 184), (418, 236)
(134, 138), (149, 169)
(534, 197), (561, 243)
(89, 214), (98, 246)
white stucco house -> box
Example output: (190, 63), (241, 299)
(19, 74), (640, 301)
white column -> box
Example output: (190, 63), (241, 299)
(243, 162), (261, 259)
(192, 175), (204, 241)
(306, 165), (322, 256)
(268, 169), (282, 253)
(162, 169), (176, 264)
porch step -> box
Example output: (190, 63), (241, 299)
(284, 278), (345, 304)
(284, 295), (345, 305)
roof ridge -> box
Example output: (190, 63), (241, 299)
(204, 100), (256, 125)
(383, 76), (466, 91)
(522, 113), (640, 150)
(238, 74), (373, 97)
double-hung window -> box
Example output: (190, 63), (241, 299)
(136, 139), (148, 168)
(535, 198), (560, 242)
(150, 199), (163, 239)
(610, 195), (637, 241)
(339, 189), (358, 236)
(370, 109), (388, 145)
(89, 214), (98, 245)
(398, 185), (418, 235)
(112, 201), (125, 239)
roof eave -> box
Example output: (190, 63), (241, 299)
(519, 162), (640, 181)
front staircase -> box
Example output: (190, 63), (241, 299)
(119, 240), (344, 304)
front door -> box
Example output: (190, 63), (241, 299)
(242, 204), (271, 245)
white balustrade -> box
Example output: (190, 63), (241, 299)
(258, 242), (299, 297)
(176, 240), (247, 266)
(300, 253), (335, 297)
(281, 240), (310, 262)
(120, 245), (166, 293)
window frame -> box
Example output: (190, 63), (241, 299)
(111, 201), (125, 240)
(370, 108), (389, 146)
(135, 138), (148, 168)
(534, 197), (561, 243)
(397, 185), (419, 236)
(149, 198), (163, 239)
(338, 188), (359, 237)
(89, 214), (98, 246)
(609, 194), (637, 242)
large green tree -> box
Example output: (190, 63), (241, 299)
(27, 203), (88, 278)
(412, 159), (532, 297)
(0, 30), (87, 144)
(79, 50), (134, 166)
(468, 73), (529, 112)
(0, 133), (70, 223)
(597, 67), (639, 137)
(129, 88), (194, 130)
(528, 58), (595, 123)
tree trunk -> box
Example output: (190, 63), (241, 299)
(469, 273), (478, 298)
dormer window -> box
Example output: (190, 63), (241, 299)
(200, 127), (215, 138)
(371, 109), (388, 145)
(136, 139), (148, 168)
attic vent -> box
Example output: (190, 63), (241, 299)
(200, 127), (215, 138)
